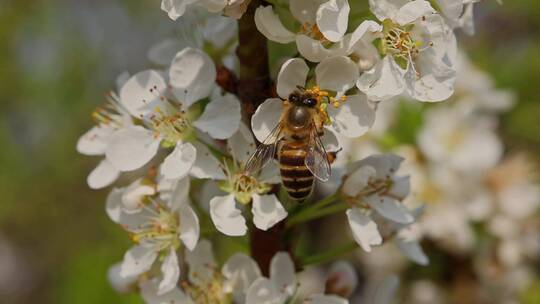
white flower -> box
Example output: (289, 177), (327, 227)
(418, 105), (502, 173)
(325, 261), (358, 298)
(105, 47), (241, 179)
(434, 0), (483, 35)
(246, 252), (349, 304)
(77, 73), (133, 189)
(358, 0), (457, 102)
(255, 0), (350, 59)
(202, 124), (287, 236)
(106, 177), (199, 295)
(252, 57), (375, 143)
(181, 239), (262, 302)
(161, 0), (251, 21)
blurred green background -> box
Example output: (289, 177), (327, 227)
(0, 1), (539, 303)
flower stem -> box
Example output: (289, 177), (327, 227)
(286, 200), (348, 229)
(299, 241), (357, 267)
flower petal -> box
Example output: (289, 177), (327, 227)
(77, 126), (115, 156)
(140, 278), (190, 303)
(368, 0), (409, 21)
(395, 0), (435, 26)
(179, 205), (200, 251)
(169, 47), (216, 107)
(277, 58), (309, 99)
(108, 263), (138, 294)
(246, 277), (282, 304)
(326, 94), (375, 138)
(161, 0), (195, 20)
(106, 126), (161, 172)
(395, 238), (429, 265)
(357, 56), (405, 101)
(189, 141), (226, 179)
(365, 196), (414, 224)
(87, 159), (120, 189)
(346, 208), (382, 252)
(251, 98), (283, 143)
(316, 0), (350, 42)
(305, 294), (348, 304)
(252, 194), (287, 231)
(270, 252), (296, 298)
(209, 194), (247, 236)
(254, 6), (296, 44)
(316, 56), (359, 93)
(296, 34), (341, 63)
(193, 93), (241, 139)
(120, 70), (167, 118)
(326, 261), (358, 298)
(374, 276), (400, 304)
(199, 0), (227, 13)
(227, 123), (257, 165)
(148, 39), (187, 66)
(121, 178), (156, 213)
(342, 165), (376, 197)
(160, 142), (196, 180)
(120, 245), (157, 278)
(186, 239), (216, 285)
(158, 248), (180, 295)
(222, 253), (262, 297)
(342, 20), (382, 55)
(290, 0), (324, 23)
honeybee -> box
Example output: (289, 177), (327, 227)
(244, 87), (332, 201)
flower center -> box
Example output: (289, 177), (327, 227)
(382, 21), (432, 74)
(130, 201), (181, 251)
(149, 106), (192, 147)
(300, 22), (329, 43)
(219, 161), (271, 204)
(182, 267), (232, 304)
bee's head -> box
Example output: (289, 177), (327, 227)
(288, 90), (317, 108)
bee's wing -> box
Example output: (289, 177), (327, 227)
(305, 123), (331, 182)
(244, 123), (283, 175)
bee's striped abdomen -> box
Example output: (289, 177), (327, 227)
(279, 141), (313, 201)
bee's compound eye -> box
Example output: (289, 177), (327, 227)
(289, 94), (299, 103)
(304, 98), (317, 107)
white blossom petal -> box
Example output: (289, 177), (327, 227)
(108, 263), (138, 294)
(106, 188), (124, 224)
(158, 248), (180, 295)
(120, 245), (158, 278)
(251, 98), (283, 143)
(374, 276), (400, 304)
(346, 208), (382, 252)
(316, 56), (358, 93)
(209, 194), (247, 236)
(186, 239), (216, 285)
(189, 141), (226, 179)
(296, 35), (341, 63)
(246, 277), (282, 304)
(120, 70), (167, 118)
(316, 0), (350, 42)
(277, 58), (309, 99)
(326, 261), (358, 298)
(306, 294), (348, 304)
(169, 47), (216, 107)
(342, 166), (376, 197)
(270, 252), (296, 298)
(77, 126), (115, 156)
(140, 279), (191, 304)
(87, 159), (120, 189)
(179, 205), (200, 251)
(290, 0), (325, 23)
(160, 142), (196, 180)
(121, 178), (156, 213)
(357, 56), (405, 101)
(327, 94), (375, 138)
(252, 194), (287, 231)
(365, 196), (414, 224)
(200, 0), (228, 13)
(193, 93), (241, 139)
(161, 0), (195, 20)
(395, 238), (429, 265)
(228, 123), (257, 165)
(395, 0), (435, 26)
(148, 39), (187, 66)
(106, 126), (161, 172)
(222, 253), (262, 298)
(254, 6), (296, 44)
(368, 0), (409, 21)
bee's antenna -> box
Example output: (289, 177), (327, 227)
(296, 85), (306, 91)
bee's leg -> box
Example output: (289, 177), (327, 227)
(327, 148), (343, 164)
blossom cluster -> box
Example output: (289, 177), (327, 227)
(76, 0), (532, 303)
